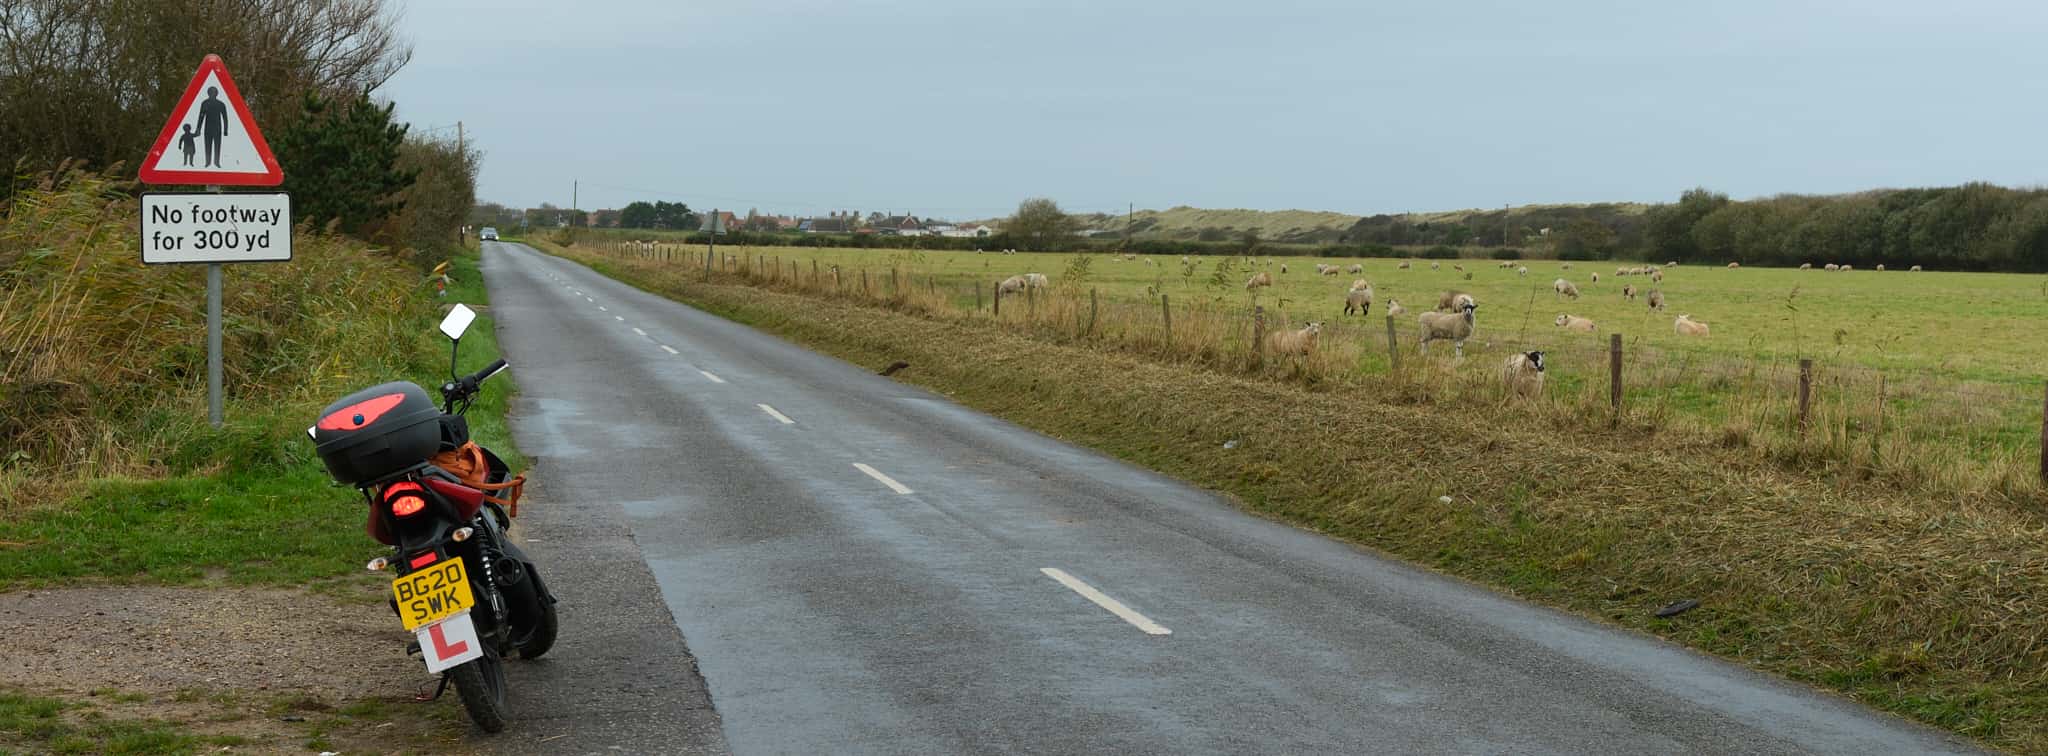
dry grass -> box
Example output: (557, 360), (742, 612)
(0, 170), (436, 509)
(543, 236), (2048, 751)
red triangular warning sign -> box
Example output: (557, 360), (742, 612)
(138, 55), (283, 186)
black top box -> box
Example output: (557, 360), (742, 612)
(313, 381), (443, 485)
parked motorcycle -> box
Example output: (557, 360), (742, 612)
(309, 303), (556, 732)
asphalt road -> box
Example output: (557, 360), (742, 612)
(479, 241), (1975, 755)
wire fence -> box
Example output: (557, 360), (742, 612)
(596, 240), (2048, 497)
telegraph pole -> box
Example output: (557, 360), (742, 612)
(456, 121), (464, 153)
(1126, 202), (1133, 247)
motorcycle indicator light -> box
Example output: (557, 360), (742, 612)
(366, 557), (389, 572)
(452, 527), (474, 542)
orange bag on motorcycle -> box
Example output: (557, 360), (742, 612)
(430, 441), (527, 517)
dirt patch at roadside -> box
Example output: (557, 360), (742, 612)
(0, 584), (473, 754)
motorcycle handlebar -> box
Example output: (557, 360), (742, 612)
(443, 359), (510, 406)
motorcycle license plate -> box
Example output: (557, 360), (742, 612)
(392, 556), (476, 631)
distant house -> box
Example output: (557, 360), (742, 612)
(871, 215), (925, 236)
(702, 210), (740, 232)
(940, 224), (993, 238)
(800, 216), (854, 233)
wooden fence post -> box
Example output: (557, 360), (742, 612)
(1609, 334), (1623, 424)
(1161, 294), (1172, 342)
(812, 259), (819, 284)
(2038, 381), (2046, 486)
(1875, 374), (1886, 438)
(1384, 314), (1399, 372)
(1026, 284), (1035, 319)
(1252, 305), (1266, 365)
(861, 269), (869, 295)
(1797, 359), (1813, 435)
(993, 285), (1001, 316)
(1088, 288), (1098, 336)
(976, 281), (983, 312)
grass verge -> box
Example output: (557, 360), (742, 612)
(536, 238), (2048, 753)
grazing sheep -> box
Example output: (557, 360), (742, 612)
(1245, 272), (1272, 291)
(1455, 264), (1467, 273)
(1385, 299), (1407, 317)
(1436, 290), (1470, 311)
(1824, 263), (1839, 271)
(1498, 261), (1515, 269)
(1280, 263), (1288, 273)
(1590, 272), (1600, 284)
(1666, 261), (1679, 267)
(1265, 321), (1323, 357)
(1650, 270), (1663, 283)
(1910, 265), (1923, 271)
(1503, 351), (1545, 399)
(1397, 260), (1411, 269)
(1646, 289), (1666, 311)
(1025, 273), (1049, 289)
(1616, 267), (1630, 276)
(1348, 278), (1370, 291)
(1321, 265), (1340, 276)
(1674, 314), (1709, 336)
(1800, 263), (1812, 270)
(1622, 284), (1638, 302)
(1841, 264), (1854, 271)
(1727, 261), (1740, 268)
(1348, 264), (1364, 274)
(1561, 262), (1573, 270)
(1552, 278), (1580, 299)
(1344, 285), (1374, 316)
(998, 276), (1028, 295)
(1430, 262), (1441, 271)
(1555, 314), (1596, 333)
(1313, 263), (1330, 275)
(1875, 264), (1886, 271)
(1418, 295), (1478, 357)
(1516, 266), (1529, 277)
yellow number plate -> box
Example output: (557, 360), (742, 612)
(392, 556), (476, 631)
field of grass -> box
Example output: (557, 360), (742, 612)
(593, 238), (2048, 501)
(539, 236), (2048, 751)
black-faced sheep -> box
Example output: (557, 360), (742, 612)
(1622, 284), (1637, 302)
(1647, 289), (1665, 310)
(1674, 314), (1709, 336)
(1266, 321), (1322, 357)
(1418, 295), (1478, 357)
(1590, 272), (1600, 284)
(1503, 351), (1545, 399)
(1385, 300), (1406, 317)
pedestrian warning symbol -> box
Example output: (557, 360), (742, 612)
(138, 55), (283, 186)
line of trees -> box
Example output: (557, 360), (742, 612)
(1647, 184), (2048, 271)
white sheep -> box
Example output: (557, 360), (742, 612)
(1397, 260), (1411, 269)
(1841, 264), (1854, 271)
(1875, 264), (1886, 271)
(1517, 266), (1529, 277)
(1622, 284), (1637, 302)
(1418, 294), (1478, 357)
(1650, 270), (1663, 283)
(1347, 264), (1364, 274)
(1646, 289), (1665, 310)
(1430, 261), (1441, 271)
(1674, 314), (1709, 336)
(1503, 351), (1545, 399)
(1910, 265), (1923, 272)
(998, 276), (1028, 295)
(1344, 284), (1374, 316)
(1666, 260), (1679, 267)
(1265, 321), (1322, 357)
(1727, 261), (1741, 268)
(1560, 262), (1572, 270)
(1321, 265), (1340, 276)
(1590, 272), (1600, 284)
(1385, 300), (1406, 317)
(1555, 314), (1596, 333)
(1800, 263), (1813, 270)
(1824, 263), (1839, 271)
(1025, 273), (1049, 289)
(1245, 271), (1272, 291)
(1498, 261), (1514, 269)
(1616, 267), (1630, 276)
(1349, 278), (1371, 291)
(1436, 290), (1470, 311)
(1553, 278), (1580, 299)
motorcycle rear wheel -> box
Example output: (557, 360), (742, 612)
(513, 565), (559, 660)
(449, 648), (509, 732)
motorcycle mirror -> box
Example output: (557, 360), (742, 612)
(439, 304), (477, 341)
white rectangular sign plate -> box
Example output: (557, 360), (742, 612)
(140, 192), (292, 264)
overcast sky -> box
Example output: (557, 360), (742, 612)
(380, 0), (2048, 219)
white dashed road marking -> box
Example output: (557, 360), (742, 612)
(757, 404), (795, 424)
(599, 306), (608, 311)
(699, 370), (726, 383)
(614, 316), (625, 321)
(1040, 568), (1172, 636)
(633, 327), (647, 336)
(661, 345), (679, 355)
(852, 463), (913, 495)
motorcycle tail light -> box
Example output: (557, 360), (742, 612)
(409, 551), (439, 569)
(383, 481), (428, 518)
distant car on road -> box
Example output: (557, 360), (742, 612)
(479, 227), (499, 241)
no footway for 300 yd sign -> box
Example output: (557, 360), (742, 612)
(140, 193), (292, 264)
